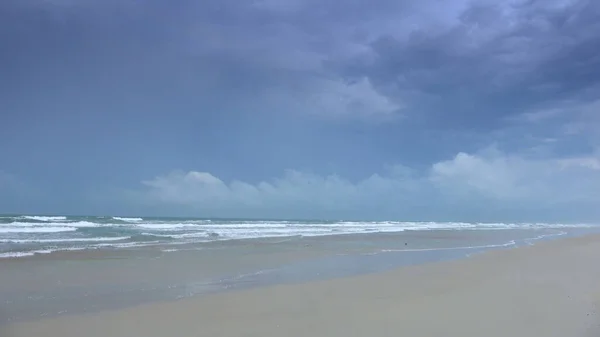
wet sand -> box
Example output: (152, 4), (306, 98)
(2, 229), (554, 324)
(4, 233), (600, 337)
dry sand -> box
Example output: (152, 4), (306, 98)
(5, 234), (600, 337)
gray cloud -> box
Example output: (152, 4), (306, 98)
(3, 0), (599, 126)
(334, 0), (600, 129)
(2, 0), (399, 121)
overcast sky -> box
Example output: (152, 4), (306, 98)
(1, 0), (599, 221)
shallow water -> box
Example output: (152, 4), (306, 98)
(1, 227), (599, 324)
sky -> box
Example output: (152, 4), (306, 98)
(1, 0), (599, 222)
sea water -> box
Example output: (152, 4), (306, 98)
(1, 214), (599, 324)
(1, 214), (596, 258)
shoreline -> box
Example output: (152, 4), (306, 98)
(0, 226), (580, 261)
(4, 232), (600, 336)
(1, 227), (597, 326)
(3, 214), (597, 260)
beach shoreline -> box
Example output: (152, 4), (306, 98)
(2, 227), (591, 325)
(4, 232), (600, 336)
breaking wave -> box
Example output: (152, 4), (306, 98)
(0, 214), (597, 258)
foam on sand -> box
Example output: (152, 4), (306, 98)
(0, 236), (130, 244)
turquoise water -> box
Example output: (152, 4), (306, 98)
(0, 214), (597, 258)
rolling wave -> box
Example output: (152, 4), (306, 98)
(0, 214), (597, 258)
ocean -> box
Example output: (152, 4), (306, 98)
(0, 214), (596, 258)
(2, 214), (600, 323)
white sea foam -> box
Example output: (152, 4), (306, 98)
(136, 223), (197, 230)
(0, 247), (88, 258)
(90, 241), (160, 249)
(0, 242), (156, 259)
(0, 227), (77, 233)
(523, 230), (567, 245)
(0, 236), (130, 244)
(113, 217), (143, 222)
(129, 221), (598, 242)
(212, 227), (335, 239)
(7, 221), (103, 228)
(0, 251), (37, 258)
(142, 232), (209, 238)
(196, 223), (288, 229)
(1, 217), (597, 259)
(18, 216), (68, 222)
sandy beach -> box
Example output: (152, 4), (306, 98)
(4, 233), (600, 337)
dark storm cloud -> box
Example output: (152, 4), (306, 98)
(334, 0), (600, 129)
(4, 0), (598, 126)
